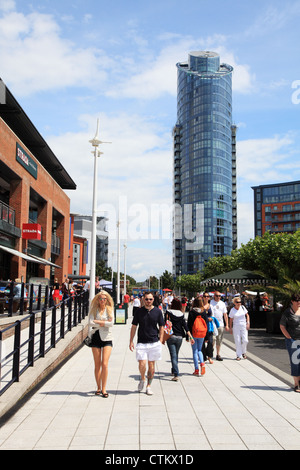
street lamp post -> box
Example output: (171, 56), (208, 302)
(123, 243), (127, 297)
(116, 216), (121, 304)
(89, 119), (111, 309)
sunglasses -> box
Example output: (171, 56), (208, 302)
(235, 301), (242, 304)
(145, 298), (153, 301)
(203, 295), (210, 298)
(99, 297), (107, 301)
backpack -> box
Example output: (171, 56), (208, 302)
(192, 315), (207, 338)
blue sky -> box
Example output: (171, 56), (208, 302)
(1, 0), (300, 281)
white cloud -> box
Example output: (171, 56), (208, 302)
(236, 133), (297, 183)
(0, 9), (109, 95)
(0, 0), (15, 12)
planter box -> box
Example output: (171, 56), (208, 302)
(266, 310), (282, 334)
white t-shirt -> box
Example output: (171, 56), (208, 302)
(229, 306), (248, 326)
(210, 299), (227, 327)
(133, 297), (141, 308)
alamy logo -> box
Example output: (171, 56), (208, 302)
(98, 196), (204, 250)
(291, 340), (300, 365)
(291, 80), (300, 104)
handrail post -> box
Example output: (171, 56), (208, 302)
(8, 281), (14, 317)
(28, 312), (35, 366)
(29, 283), (34, 313)
(51, 305), (56, 348)
(12, 321), (21, 382)
(60, 300), (65, 339)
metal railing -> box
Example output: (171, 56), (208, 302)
(0, 285), (89, 396)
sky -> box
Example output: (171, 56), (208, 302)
(0, 0), (300, 282)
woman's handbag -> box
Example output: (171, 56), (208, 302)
(83, 335), (92, 346)
(83, 328), (95, 346)
(162, 315), (173, 344)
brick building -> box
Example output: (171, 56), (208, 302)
(0, 78), (76, 284)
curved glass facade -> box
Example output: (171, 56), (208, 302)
(173, 51), (234, 276)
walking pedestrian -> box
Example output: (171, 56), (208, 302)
(52, 278), (60, 307)
(188, 297), (208, 376)
(129, 291), (164, 395)
(165, 297), (194, 381)
(132, 295), (141, 316)
(229, 296), (250, 361)
(87, 291), (114, 398)
(210, 291), (229, 361)
(202, 292), (219, 364)
(280, 293), (300, 392)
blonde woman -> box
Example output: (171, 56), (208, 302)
(229, 297), (250, 361)
(87, 291), (114, 397)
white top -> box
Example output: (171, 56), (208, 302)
(133, 297), (141, 307)
(210, 299), (227, 327)
(88, 308), (113, 341)
(229, 306), (248, 326)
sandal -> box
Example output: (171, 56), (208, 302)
(294, 386), (300, 393)
(242, 354), (247, 359)
(236, 357), (241, 361)
(101, 391), (109, 398)
(95, 390), (102, 396)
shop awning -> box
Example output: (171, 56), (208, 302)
(0, 244), (41, 263)
(200, 268), (267, 287)
(0, 245), (61, 268)
(28, 254), (61, 268)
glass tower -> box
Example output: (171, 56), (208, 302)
(173, 51), (234, 276)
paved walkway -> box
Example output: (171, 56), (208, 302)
(0, 313), (300, 450)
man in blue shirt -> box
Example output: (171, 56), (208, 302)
(129, 292), (164, 395)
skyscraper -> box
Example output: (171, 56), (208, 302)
(173, 51), (235, 276)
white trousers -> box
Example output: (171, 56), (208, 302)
(232, 324), (248, 358)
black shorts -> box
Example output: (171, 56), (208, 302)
(90, 330), (113, 349)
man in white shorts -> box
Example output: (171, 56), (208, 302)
(129, 292), (164, 395)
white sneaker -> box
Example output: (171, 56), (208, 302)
(146, 386), (153, 395)
(138, 379), (145, 392)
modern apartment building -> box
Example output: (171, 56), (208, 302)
(252, 180), (300, 236)
(173, 51), (235, 276)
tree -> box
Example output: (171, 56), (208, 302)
(160, 270), (175, 290)
(95, 260), (111, 280)
(176, 272), (202, 295)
